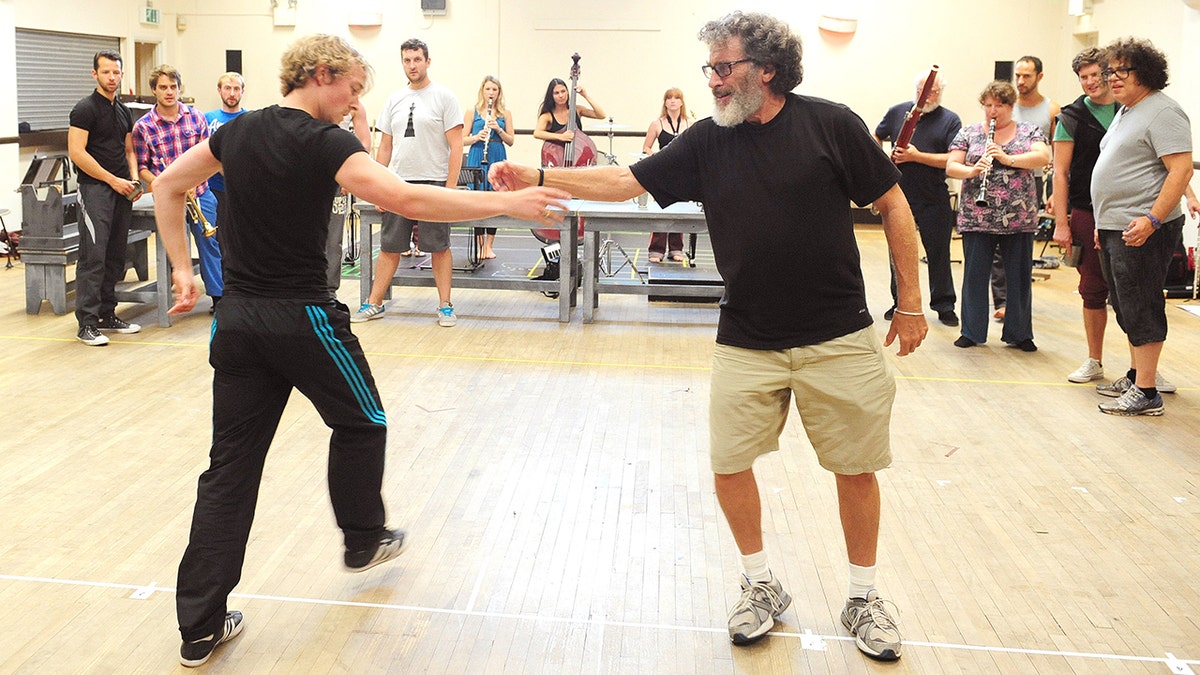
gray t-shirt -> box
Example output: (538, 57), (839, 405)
(1014, 97), (1052, 179)
(1091, 90), (1192, 231)
(377, 81), (463, 182)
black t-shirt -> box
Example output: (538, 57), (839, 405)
(69, 90), (134, 184)
(631, 93), (900, 350)
(209, 105), (365, 299)
(874, 103), (961, 205)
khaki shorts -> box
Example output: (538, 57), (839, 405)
(708, 326), (896, 475)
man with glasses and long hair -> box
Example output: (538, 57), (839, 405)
(1091, 38), (1197, 416)
(490, 11), (924, 661)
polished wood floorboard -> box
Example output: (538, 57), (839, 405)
(0, 228), (1197, 673)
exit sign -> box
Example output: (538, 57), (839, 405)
(142, 7), (160, 25)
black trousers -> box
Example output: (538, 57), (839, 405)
(890, 199), (956, 313)
(75, 183), (132, 326)
(176, 297), (388, 641)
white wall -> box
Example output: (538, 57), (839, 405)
(4, 0), (1199, 228)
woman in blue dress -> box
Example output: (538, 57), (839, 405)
(462, 75), (515, 259)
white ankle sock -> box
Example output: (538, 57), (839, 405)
(848, 562), (876, 599)
(741, 550), (771, 583)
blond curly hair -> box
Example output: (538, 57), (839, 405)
(279, 34), (373, 96)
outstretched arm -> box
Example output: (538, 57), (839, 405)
(335, 152), (571, 225)
(488, 160), (644, 203)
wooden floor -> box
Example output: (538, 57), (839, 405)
(0, 228), (1198, 674)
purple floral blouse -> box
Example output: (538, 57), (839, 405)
(950, 121), (1046, 234)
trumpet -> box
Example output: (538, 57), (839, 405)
(481, 97), (495, 165)
(186, 192), (217, 238)
(974, 118), (997, 208)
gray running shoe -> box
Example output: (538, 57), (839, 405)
(1098, 386), (1164, 416)
(1096, 375), (1132, 398)
(727, 573), (792, 645)
(1098, 373), (1176, 396)
(841, 590), (902, 661)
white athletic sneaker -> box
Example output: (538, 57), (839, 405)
(1067, 358), (1104, 383)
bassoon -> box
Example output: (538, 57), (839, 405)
(892, 65), (940, 160)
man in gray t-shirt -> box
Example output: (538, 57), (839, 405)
(1090, 38), (1194, 418)
(354, 38), (464, 327)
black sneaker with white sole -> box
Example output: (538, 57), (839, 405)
(180, 610), (244, 667)
(77, 325), (109, 346)
(97, 315), (141, 333)
(344, 528), (407, 572)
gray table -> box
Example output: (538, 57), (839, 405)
(577, 200), (712, 323)
(127, 196), (195, 327)
(356, 204), (577, 323)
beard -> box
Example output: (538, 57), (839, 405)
(712, 82), (765, 127)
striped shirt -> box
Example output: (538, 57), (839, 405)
(133, 103), (210, 195)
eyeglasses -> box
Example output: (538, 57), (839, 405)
(1101, 66), (1136, 80)
(701, 58), (754, 79)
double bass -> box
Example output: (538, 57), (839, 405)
(534, 53), (596, 243)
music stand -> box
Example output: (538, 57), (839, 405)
(598, 235), (646, 283)
(341, 195), (360, 265)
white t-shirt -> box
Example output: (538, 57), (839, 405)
(376, 82), (463, 182)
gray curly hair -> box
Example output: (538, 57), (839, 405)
(698, 11), (803, 94)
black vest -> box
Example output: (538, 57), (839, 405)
(1056, 95), (1118, 211)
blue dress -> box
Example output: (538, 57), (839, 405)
(465, 110), (507, 191)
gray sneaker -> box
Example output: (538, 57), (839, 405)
(1098, 386), (1164, 416)
(841, 590), (902, 661)
(727, 573), (792, 645)
(351, 302), (385, 323)
(1096, 375), (1132, 398)
(437, 303), (457, 327)
(1098, 373), (1176, 396)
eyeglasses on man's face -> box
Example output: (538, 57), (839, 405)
(1101, 66), (1136, 80)
(702, 58), (754, 79)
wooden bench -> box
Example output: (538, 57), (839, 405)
(21, 185), (150, 316)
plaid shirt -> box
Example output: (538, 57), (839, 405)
(133, 103), (210, 195)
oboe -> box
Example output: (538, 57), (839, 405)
(481, 97), (494, 165)
(974, 119), (997, 207)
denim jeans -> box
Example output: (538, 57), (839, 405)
(960, 231), (1034, 344)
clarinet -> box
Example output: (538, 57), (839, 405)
(974, 119), (997, 207)
(481, 97), (494, 165)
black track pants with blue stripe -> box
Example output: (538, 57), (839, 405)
(177, 296), (388, 641)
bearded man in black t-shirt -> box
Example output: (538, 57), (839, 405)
(490, 11), (926, 662)
(66, 49), (144, 346)
(150, 34), (569, 668)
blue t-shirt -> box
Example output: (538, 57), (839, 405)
(204, 109), (248, 191)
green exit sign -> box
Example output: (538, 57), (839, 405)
(142, 7), (160, 25)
